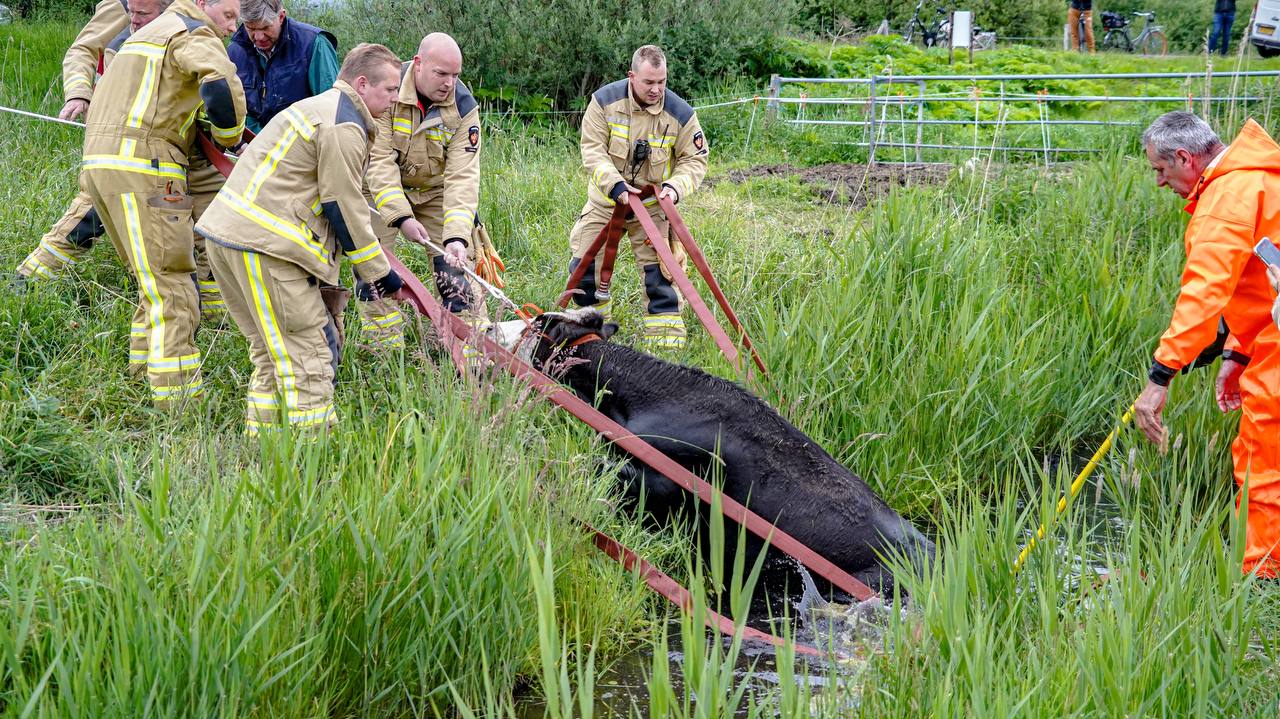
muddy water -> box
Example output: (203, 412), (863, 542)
(516, 475), (1128, 717)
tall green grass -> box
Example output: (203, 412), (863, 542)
(1, 21), (1276, 716)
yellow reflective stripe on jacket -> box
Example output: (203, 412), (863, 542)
(83, 154), (186, 180)
(178, 107), (199, 137)
(373, 187), (405, 210)
(422, 126), (454, 142)
(647, 134), (676, 149)
(223, 190), (329, 264)
(608, 122), (629, 139)
(346, 241), (384, 265)
(444, 208), (475, 227)
(119, 42), (166, 129)
(282, 107), (317, 140)
(308, 198), (322, 215)
(66, 76), (93, 91)
(211, 119), (244, 141)
(591, 164), (615, 187)
(392, 117), (413, 135)
(244, 123), (304, 201)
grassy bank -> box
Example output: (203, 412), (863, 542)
(2, 21), (1278, 716)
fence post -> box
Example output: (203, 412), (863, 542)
(766, 74), (781, 120)
(916, 80), (926, 164)
(868, 77), (878, 166)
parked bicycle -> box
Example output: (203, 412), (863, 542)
(1100, 10), (1168, 55)
(903, 0), (949, 47)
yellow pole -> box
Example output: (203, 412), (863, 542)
(1013, 404), (1135, 573)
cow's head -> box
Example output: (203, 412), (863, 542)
(490, 307), (618, 369)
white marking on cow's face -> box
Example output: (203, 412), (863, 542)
(487, 319), (529, 352)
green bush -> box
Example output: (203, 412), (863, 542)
(306, 0), (795, 109)
(6, 0), (96, 20)
(789, 0), (1255, 53)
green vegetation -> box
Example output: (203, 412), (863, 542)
(2, 19), (1279, 718)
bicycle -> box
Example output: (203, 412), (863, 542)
(903, 0), (949, 47)
(1100, 10), (1168, 55)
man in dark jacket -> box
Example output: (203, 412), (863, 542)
(1068, 0), (1095, 53)
(1210, 0), (1236, 56)
(227, 0), (339, 132)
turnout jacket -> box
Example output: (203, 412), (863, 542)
(196, 81), (400, 291)
(83, 0), (245, 178)
(579, 79), (708, 208)
(1150, 119), (1280, 383)
(63, 0), (128, 104)
(366, 62), (481, 245)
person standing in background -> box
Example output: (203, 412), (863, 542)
(1068, 0), (1095, 53)
(1210, 0), (1236, 56)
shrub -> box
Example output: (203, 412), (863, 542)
(303, 0), (795, 109)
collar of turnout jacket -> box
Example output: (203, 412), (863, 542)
(196, 80), (395, 288)
(82, 0), (245, 158)
(387, 62), (478, 142)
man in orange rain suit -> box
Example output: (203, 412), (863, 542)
(1134, 111), (1280, 578)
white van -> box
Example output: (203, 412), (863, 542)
(1251, 0), (1280, 57)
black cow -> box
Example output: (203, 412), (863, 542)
(493, 308), (934, 597)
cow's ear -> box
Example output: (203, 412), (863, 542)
(599, 322), (619, 341)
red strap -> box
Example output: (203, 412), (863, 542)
(386, 250), (878, 604)
(199, 127), (256, 180)
(655, 193), (769, 376)
(559, 199), (630, 308)
(588, 526), (825, 658)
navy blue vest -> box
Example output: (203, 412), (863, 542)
(228, 17), (336, 129)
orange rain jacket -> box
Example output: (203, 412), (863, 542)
(1150, 118), (1280, 380)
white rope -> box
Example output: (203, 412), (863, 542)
(408, 236), (522, 313)
(0, 104), (84, 128)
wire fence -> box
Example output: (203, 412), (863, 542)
(751, 69), (1280, 165)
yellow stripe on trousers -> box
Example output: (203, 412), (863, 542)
(121, 192), (167, 362)
(243, 252), (299, 411)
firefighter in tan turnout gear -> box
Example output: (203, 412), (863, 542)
(196, 44), (406, 434)
(15, 0), (135, 284)
(79, 0), (246, 409)
(362, 32), (484, 351)
(567, 45), (708, 351)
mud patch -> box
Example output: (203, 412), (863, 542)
(718, 163), (953, 208)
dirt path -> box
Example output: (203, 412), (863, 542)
(718, 163), (953, 208)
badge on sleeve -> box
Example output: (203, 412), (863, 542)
(692, 130), (706, 154)
(466, 125), (480, 152)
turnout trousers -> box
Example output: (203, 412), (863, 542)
(567, 200), (688, 350)
(358, 186), (479, 350)
(80, 156), (204, 409)
(22, 159), (226, 317)
(207, 242), (341, 434)
(1234, 334), (1280, 577)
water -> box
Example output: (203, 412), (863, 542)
(515, 473), (1129, 717)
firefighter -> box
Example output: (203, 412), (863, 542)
(18, 0), (233, 321)
(1134, 111), (1280, 578)
(15, 0), (136, 285)
(362, 32), (488, 351)
(227, 0), (340, 133)
(196, 43), (405, 434)
(79, 0), (245, 409)
(566, 44), (708, 351)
